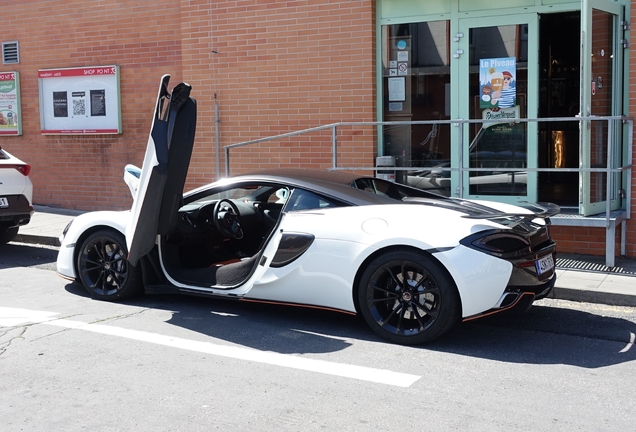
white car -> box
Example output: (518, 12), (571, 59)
(0, 146), (33, 243)
(56, 75), (559, 345)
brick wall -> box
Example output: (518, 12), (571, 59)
(550, 225), (622, 256)
(204, 0), (377, 184)
(1, 0), (185, 210)
(1, 0), (376, 211)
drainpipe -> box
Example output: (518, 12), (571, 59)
(214, 91), (220, 180)
(212, 50), (221, 180)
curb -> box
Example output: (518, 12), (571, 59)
(548, 286), (636, 308)
(14, 233), (61, 247)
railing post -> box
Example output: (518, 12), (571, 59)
(332, 125), (338, 170)
(224, 147), (230, 177)
(606, 117), (613, 229)
(457, 120), (464, 198)
(627, 118), (633, 220)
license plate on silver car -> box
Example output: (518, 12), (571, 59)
(0, 197), (8, 208)
(535, 254), (555, 275)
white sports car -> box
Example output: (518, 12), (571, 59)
(57, 76), (558, 345)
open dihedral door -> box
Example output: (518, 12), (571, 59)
(126, 75), (197, 265)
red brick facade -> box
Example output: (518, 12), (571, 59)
(0, 0), (376, 211)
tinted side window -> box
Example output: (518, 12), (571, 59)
(286, 189), (339, 211)
(352, 178), (405, 200)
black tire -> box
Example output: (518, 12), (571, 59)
(357, 249), (461, 345)
(76, 229), (142, 301)
(0, 226), (19, 244)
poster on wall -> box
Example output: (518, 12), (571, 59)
(38, 65), (121, 134)
(0, 72), (22, 136)
(479, 57), (517, 111)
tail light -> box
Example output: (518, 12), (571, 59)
(3, 163), (31, 176)
(18, 164), (31, 176)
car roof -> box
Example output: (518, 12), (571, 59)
(211, 169), (411, 206)
(250, 168), (368, 185)
(0, 146), (25, 164)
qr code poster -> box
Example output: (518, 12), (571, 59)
(38, 66), (121, 134)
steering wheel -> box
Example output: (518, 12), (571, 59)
(212, 199), (243, 239)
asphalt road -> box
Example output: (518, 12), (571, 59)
(1, 242), (636, 431)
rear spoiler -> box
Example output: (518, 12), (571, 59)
(403, 197), (560, 223)
(460, 201), (561, 220)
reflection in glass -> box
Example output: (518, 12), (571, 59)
(468, 24), (528, 196)
(381, 21), (452, 195)
(589, 9), (615, 204)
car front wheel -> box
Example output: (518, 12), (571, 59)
(357, 249), (461, 345)
(76, 229), (142, 301)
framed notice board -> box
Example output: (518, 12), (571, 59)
(38, 65), (122, 134)
(0, 72), (22, 136)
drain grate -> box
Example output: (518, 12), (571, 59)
(556, 257), (636, 275)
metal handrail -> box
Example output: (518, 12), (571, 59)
(224, 116), (633, 225)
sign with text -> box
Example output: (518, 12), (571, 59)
(0, 72), (22, 136)
(38, 66), (121, 134)
(479, 57), (517, 110)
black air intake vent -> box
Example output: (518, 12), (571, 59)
(2, 41), (19, 64)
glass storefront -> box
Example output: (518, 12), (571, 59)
(467, 24), (529, 196)
(378, 0), (627, 214)
(381, 21), (452, 195)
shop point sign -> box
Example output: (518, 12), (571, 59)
(38, 65), (122, 135)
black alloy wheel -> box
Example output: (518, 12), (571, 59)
(357, 249), (460, 345)
(76, 229), (141, 300)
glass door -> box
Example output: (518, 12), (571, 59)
(456, 14), (539, 205)
(579, 0), (624, 216)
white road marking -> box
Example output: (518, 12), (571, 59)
(0, 307), (420, 387)
(619, 332), (635, 353)
(0, 307), (59, 326)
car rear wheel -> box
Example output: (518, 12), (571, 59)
(0, 226), (18, 244)
(357, 249), (461, 345)
(76, 229), (142, 301)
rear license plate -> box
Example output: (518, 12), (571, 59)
(535, 254), (555, 275)
(0, 197), (8, 208)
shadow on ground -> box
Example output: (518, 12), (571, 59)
(0, 242), (58, 270)
(64, 281), (636, 368)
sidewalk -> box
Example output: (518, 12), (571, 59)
(12, 205), (636, 307)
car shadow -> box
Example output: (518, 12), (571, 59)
(64, 282), (636, 367)
(0, 242), (58, 270)
(428, 304), (636, 368)
(64, 281), (368, 355)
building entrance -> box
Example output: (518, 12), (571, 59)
(538, 12), (581, 207)
(380, 5), (625, 212)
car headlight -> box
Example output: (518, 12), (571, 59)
(60, 219), (73, 242)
